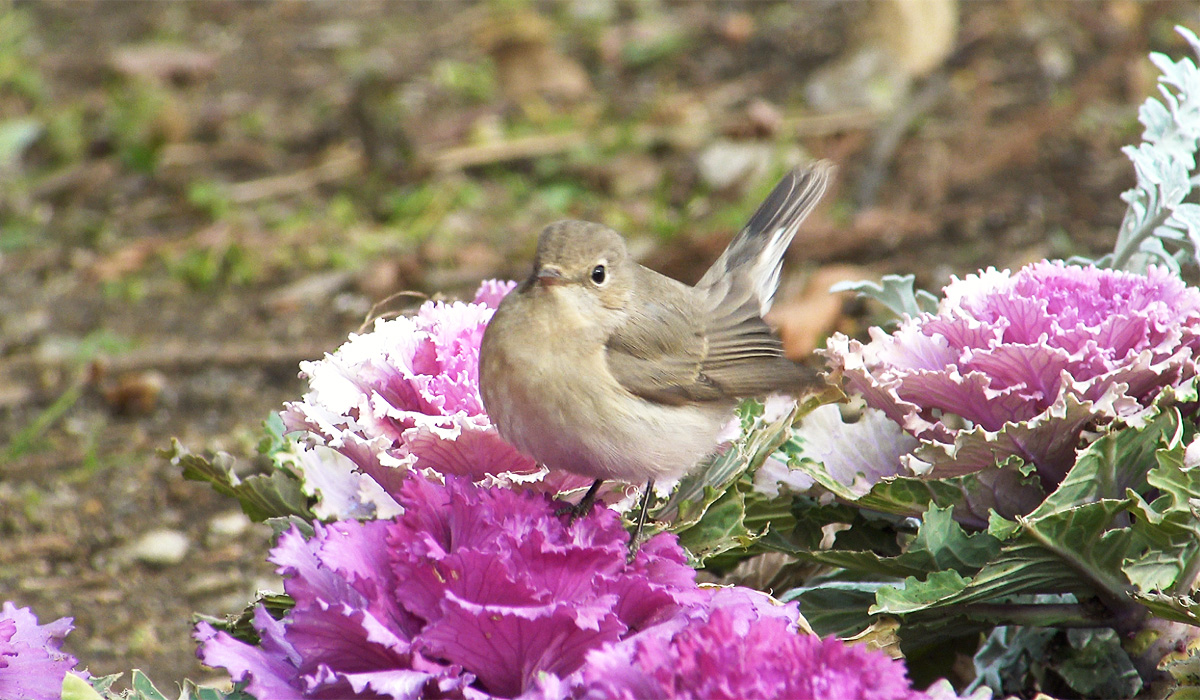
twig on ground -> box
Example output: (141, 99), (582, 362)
(428, 132), (587, 172)
(857, 74), (950, 208)
(2, 340), (334, 378)
(785, 108), (886, 137)
(226, 145), (364, 203)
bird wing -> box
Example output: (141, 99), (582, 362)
(605, 164), (830, 404)
(604, 271), (724, 404)
(604, 271), (814, 404)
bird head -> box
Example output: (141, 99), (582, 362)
(527, 220), (635, 315)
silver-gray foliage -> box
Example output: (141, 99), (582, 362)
(1108, 26), (1200, 273)
(830, 274), (939, 319)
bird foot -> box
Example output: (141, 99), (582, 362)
(554, 498), (596, 522)
(626, 479), (657, 561)
(555, 479), (603, 522)
(626, 531), (645, 562)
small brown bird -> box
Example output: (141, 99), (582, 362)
(479, 162), (832, 530)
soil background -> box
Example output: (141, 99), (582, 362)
(2, 0), (1198, 690)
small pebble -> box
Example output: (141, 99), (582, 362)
(128, 528), (191, 567)
(719, 12), (755, 45)
(208, 510), (251, 539)
(185, 571), (241, 598)
(697, 139), (774, 192)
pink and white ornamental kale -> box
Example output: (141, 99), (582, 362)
(535, 601), (930, 700)
(195, 476), (708, 699)
(195, 478), (948, 700)
(282, 280), (591, 501)
(0, 602), (78, 700)
(821, 261), (1200, 502)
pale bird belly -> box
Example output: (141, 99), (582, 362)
(526, 396), (728, 482)
(484, 347), (730, 482)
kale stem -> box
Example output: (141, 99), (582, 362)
(957, 602), (1111, 628)
(1018, 516), (1147, 635)
(1171, 546), (1200, 597)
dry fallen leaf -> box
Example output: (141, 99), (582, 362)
(870, 0), (959, 79)
(102, 370), (167, 416)
(844, 617), (904, 658)
(109, 44), (218, 85)
(718, 12), (756, 46)
(805, 0), (958, 113)
(769, 264), (875, 359)
(475, 10), (591, 104)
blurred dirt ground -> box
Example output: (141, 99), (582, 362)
(1, 0), (1197, 689)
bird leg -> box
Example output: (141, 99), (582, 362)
(628, 479), (656, 557)
(556, 478), (604, 521)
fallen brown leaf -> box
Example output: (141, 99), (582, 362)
(476, 9), (591, 104)
(769, 264), (875, 359)
(101, 370), (167, 416)
(109, 44), (218, 85)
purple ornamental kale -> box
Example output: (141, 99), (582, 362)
(282, 280), (592, 499)
(287, 443), (404, 520)
(822, 261), (1200, 501)
(0, 602), (78, 700)
(539, 603), (929, 700)
(195, 477), (707, 699)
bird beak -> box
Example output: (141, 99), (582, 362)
(536, 267), (564, 287)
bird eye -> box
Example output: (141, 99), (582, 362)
(590, 264), (607, 285)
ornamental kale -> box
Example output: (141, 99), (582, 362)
(538, 605), (930, 700)
(282, 280), (592, 499)
(0, 602), (78, 700)
(195, 475), (962, 700)
(809, 261), (1200, 514)
(195, 477), (707, 699)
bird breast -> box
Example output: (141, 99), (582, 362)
(480, 288), (730, 482)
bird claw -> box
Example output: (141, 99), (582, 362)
(554, 498), (596, 522)
(555, 478), (603, 522)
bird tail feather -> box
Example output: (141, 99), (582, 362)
(696, 161), (833, 314)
